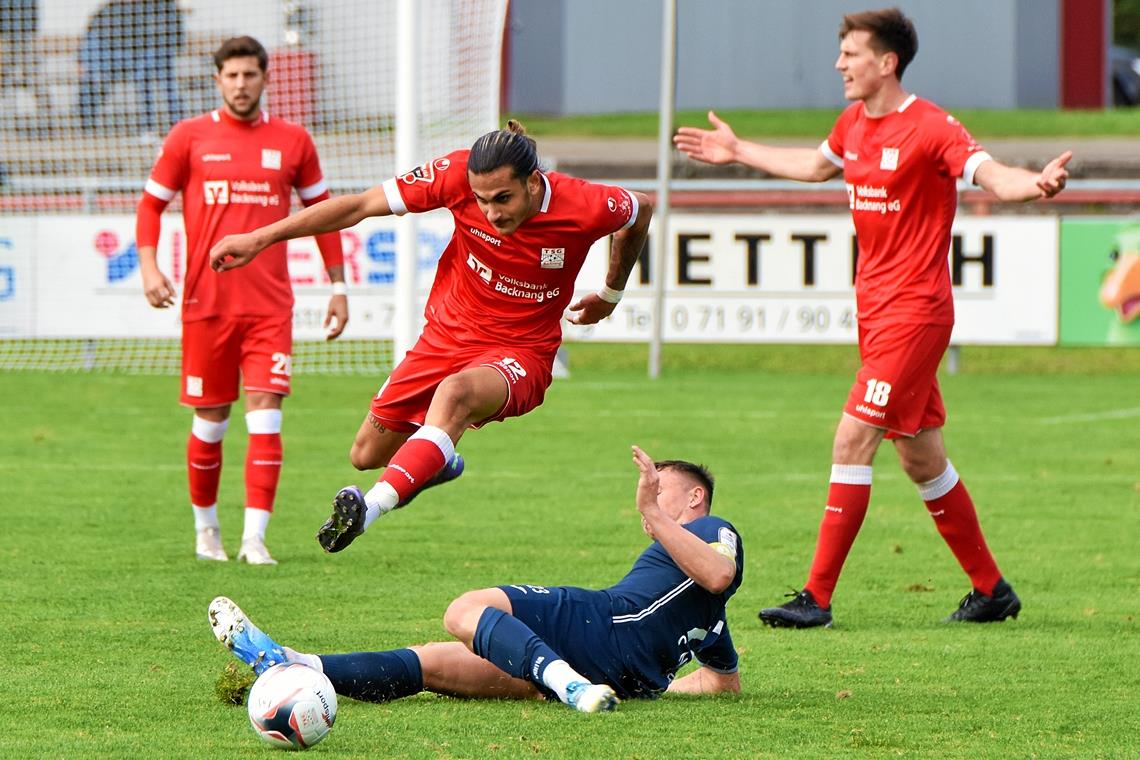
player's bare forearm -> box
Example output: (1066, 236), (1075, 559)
(974, 151), (1071, 202)
(566, 193), (653, 325)
(607, 192), (653, 289)
(266, 191), (384, 244)
(645, 513), (737, 593)
(733, 143), (841, 182)
(211, 188), (391, 271)
(674, 112), (838, 182)
(667, 666), (740, 695)
(632, 445), (736, 594)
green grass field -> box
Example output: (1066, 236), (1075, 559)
(3, 344), (1138, 758)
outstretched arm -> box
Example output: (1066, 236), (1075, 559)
(674, 111), (840, 183)
(667, 666), (740, 695)
(631, 445), (737, 594)
(210, 184), (393, 272)
(567, 190), (654, 325)
(973, 150), (1071, 202)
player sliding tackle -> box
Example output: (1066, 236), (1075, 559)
(210, 121), (652, 552)
(209, 447), (743, 713)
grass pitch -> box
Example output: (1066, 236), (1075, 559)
(2, 344), (1138, 758)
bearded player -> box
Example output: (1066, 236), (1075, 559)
(675, 7), (1070, 625)
(210, 120), (653, 553)
(136, 36), (348, 565)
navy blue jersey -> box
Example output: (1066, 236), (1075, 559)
(501, 514), (743, 699)
(605, 515), (743, 695)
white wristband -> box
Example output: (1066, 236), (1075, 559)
(331, 281), (348, 296)
(597, 285), (624, 304)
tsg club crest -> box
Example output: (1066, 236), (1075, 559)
(540, 248), (565, 269)
(880, 147), (900, 171)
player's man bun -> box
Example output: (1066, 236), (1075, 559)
(469, 120), (539, 179)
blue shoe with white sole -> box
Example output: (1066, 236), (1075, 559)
(208, 596), (287, 675)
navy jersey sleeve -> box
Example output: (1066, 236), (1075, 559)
(684, 516), (744, 597)
(694, 621), (738, 673)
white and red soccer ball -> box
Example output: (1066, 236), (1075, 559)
(247, 663), (337, 750)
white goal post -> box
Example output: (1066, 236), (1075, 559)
(0, 0), (507, 373)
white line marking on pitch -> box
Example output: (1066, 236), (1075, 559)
(1038, 407), (1140, 424)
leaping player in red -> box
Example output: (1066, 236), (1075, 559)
(210, 120), (653, 553)
(674, 7), (1070, 625)
(137, 37), (348, 565)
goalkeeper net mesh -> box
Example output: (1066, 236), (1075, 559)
(0, 0), (507, 374)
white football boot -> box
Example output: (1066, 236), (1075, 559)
(195, 527), (229, 562)
(564, 681), (620, 713)
(237, 536), (278, 565)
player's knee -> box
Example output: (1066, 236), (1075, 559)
(901, 457), (944, 484)
(443, 593), (482, 642)
(348, 440), (389, 471)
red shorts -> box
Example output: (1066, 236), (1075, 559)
(369, 335), (553, 433)
(843, 321), (952, 438)
(180, 315), (292, 407)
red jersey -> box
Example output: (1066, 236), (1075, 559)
(382, 150), (638, 357)
(143, 109), (330, 321)
(821, 95), (991, 327)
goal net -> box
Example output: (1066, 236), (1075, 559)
(0, 0), (507, 374)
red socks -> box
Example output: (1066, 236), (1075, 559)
(245, 432), (282, 512)
(379, 425), (455, 503)
(187, 433), (223, 507)
(920, 463), (1002, 595)
(804, 465), (872, 608)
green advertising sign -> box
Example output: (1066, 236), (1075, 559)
(1059, 218), (1140, 346)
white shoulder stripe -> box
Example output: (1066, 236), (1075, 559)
(381, 177), (408, 215)
(612, 578), (694, 624)
(538, 172), (552, 213)
(210, 110), (220, 122)
(144, 178), (176, 201)
(820, 139), (844, 169)
(963, 151), (993, 186)
(297, 179), (328, 200)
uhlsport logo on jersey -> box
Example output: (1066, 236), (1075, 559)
(540, 248), (565, 269)
(203, 180), (230, 205)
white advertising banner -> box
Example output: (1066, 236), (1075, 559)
(0, 219), (37, 338)
(566, 214), (1059, 345)
(12, 212), (1057, 346)
(26, 212), (454, 340)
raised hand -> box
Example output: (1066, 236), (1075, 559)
(673, 111), (740, 165)
(1036, 150), (1072, 199)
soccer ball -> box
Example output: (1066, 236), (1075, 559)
(247, 663), (337, 750)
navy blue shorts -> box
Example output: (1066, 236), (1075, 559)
(500, 584), (655, 700)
